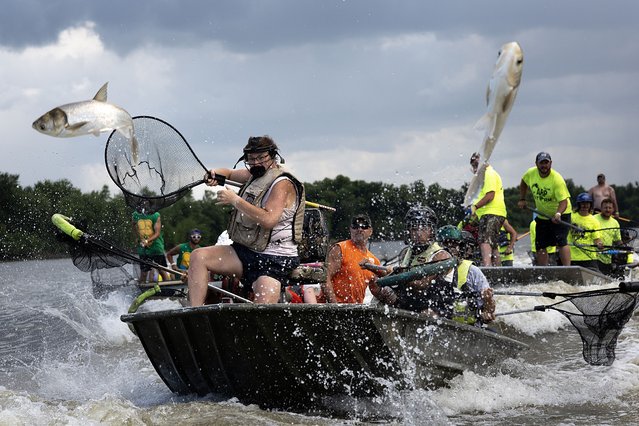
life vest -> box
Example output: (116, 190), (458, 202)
(330, 240), (380, 303)
(228, 167), (305, 252)
(452, 259), (481, 325)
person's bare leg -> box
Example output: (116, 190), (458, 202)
(140, 270), (149, 283)
(188, 246), (243, 306)
(480, 243), (492, 266)
(253, 276), (282, 304)
(536, 248), (548, 266)
(491, 248), (502, 266)
(303, 286), (318, 304)
(558, 245), (571, 266)
(159, 269), (171, 281)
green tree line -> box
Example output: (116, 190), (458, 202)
(1, 171), (638, 260)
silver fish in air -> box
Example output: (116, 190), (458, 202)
(32, 82), (139, 163)
(464, 42), (523, 207)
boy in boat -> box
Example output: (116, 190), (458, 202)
(518, 152), (572, 266)
(436, 225), (496, 325)
(166, 229), (203, 271)
(187, 136), (305, 305)
(368, 205), (456, 318)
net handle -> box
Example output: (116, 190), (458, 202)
(494, 282), (639, 299)
(52, 214), (84, 241)
(110, 116), (337, 212)
(527, 207), (585, 233)
(376, 258), (457, 287)
(495, 282), (639, 316)
(53, 213), (255, 304)
(53, 213), (180, 277)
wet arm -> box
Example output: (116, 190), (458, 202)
(610, 188), (619, 213)
(322, 245), (342, 303)
(518, 180), (528, 208)
(206, 168), (251, 185)
(474, 191), (495, 210)
(165, 245), (180, 263)
(504, 220), (517, 253)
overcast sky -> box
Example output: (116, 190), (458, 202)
(3, 1), (638, 202)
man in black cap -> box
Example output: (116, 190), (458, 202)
(518, 152), (572, 266)
(323, 213), (387, 303)
(187, 135), (306, 305)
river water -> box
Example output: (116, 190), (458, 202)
(1, 256), (638, 425)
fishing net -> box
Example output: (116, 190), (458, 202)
(56, 221), (133, 272)
(553, 289), (638, 366)
(91, 266), (137, 298)
(105, 116), (209, 213)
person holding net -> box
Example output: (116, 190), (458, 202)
(187, 136), (305, 305)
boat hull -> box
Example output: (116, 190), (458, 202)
(121, 304), (526, 410)
(480, 265), (614, 287)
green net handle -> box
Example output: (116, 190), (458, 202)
(51, 214), (84, 241)
(377, 258), (458, 287)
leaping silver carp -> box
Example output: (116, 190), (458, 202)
(464, 42), (523, 207)
(476, 41), (523, 160)
(32, 82), (139, 163)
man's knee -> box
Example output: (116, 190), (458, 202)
(253, 277), (282, 303)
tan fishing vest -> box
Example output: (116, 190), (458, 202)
(227, 167), (305, 252)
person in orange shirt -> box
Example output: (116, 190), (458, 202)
(322, 213), (389, 303)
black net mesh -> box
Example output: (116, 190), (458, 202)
(56, 227), (140, 273)
(91, 266), (137, 298)
(556, 290), (638, 366)
(105, 116), (209, 213)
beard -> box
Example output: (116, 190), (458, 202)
(249, 165), (267, 178)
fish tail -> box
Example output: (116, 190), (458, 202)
(474, 113), (497, 140)
(463, 163), (487, 207)
(131, 134), (140, 164)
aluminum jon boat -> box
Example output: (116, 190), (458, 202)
(121, 304), (527, 412)
(480, 265), (616, 287)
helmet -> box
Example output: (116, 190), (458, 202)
(436, 225), (462, 243)
(576, 192), (593, 204)
(404, 204), (438, 229)
(461, 230), (476, 245)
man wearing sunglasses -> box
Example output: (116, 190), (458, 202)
(323, 214), (387, 303)
(188, 136), (305, 305)
(166, 229), (203, 271)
